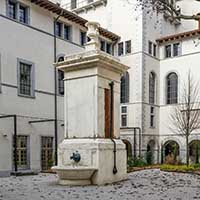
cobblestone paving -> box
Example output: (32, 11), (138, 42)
(0, 169), (200, 200)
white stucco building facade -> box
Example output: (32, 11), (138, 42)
(60, 0), (200, 164)
(0, 0), (118, 176)
(1, 0), (200, 177)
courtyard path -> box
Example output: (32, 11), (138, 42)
(0, 169), (200, 200)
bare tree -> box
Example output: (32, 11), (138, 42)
(170, 72), (200, 167)
(134, 0), (200, 21)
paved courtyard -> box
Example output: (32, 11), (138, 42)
(0, 169), (200, 200)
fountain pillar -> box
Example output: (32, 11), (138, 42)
(52, 22), (129, 185)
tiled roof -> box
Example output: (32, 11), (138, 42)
(157, 29), (200, 44)
(29, 0), (120, 41)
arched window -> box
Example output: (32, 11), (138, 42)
(120, 72), (129, 103)
(149, 72), (156, 104)
(166, 72), (178, 104)
(57, 56), (64, 62)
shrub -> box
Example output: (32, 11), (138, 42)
(127, 157), (147, 168)
(160, 164), (195, 172)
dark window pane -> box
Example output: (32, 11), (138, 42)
(19, 63), (32, 96)
(71, 0), (77, 9)
(58, 70), (64, 95)
(100, 40), (106, 51)
(121, 106), (127, 114)
(121, 115), (127, 127)
(19, 5), (27, 23)
(125, 40), (131, 54)
(173, 43), (180, 57)
(8, 0), (16, 19)
(149, 72), (156, 104)
(165, 45), (171, 58)
(80, 31), (86, 46)
(56, 22), (62, 37)
(148, 41), (152, 55)
(167, 72), (178, 104)
(153, 44), (157, 57)
(118, 42), (124, 56)
(120, 72), (129, 103)
(106, 43), (111, 54)
(64, 25), (71, 41)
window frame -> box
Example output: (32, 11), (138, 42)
(121, 106), (128, 127)
(13, 135), (30, 170)
(6, 0), (30, 24)
(17, 58), (35, 98)
(80, 31), (87, 46)
(125, 40), (132, 54)
(118, 42), (124, 56)
(57, 69), (64, 96)
(149, 72), (156, 105)
(150, 106), (155, 128)
(64, 24), (72, 41)
(166, 72), (178, 104)
(120, 72), (130, 104)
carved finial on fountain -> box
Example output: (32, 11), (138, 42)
(85, 21), (100, 51)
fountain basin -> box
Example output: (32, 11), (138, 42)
(52, 166), (98, 186)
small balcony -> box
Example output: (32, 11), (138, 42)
(62, 0), (107, 14)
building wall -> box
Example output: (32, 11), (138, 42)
(159, 36), (200, 163)
(0, 0), (85, 175)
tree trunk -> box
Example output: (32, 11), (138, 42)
(186, 136), (189, 167)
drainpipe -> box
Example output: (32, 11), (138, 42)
(109, 81), (118, 174)
(0, 115), (17, 172)
(53, 9), (64, 166)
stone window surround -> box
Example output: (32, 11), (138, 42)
(55, 20), (73, 42)
(17, 58), (35, 98)
(164, 42), (182, 58)
(6, 0), (30, 25)
(12, 135), (30, 171)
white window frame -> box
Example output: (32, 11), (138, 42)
(121, 106), (128, 127)
(6, 0), (30, 24)
(17, 58), (35, 98)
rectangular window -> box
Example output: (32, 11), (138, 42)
(106, 43), (111, 54)
(80, 31), (86, 46)
(118, 42), (124, 56)
(58, 70), (64, 95)
(8, 0), (17, 19)
(55, 21), (62, 37)
(173, 43), (181, 57)
(100, 40), (106, 51)
(71, 0), (77, 9)
(125, 40), (131, 54)
(165, 45), (172, 58)
(7, 1), (29, 24)
(19, 4), (28, 23)
(18, 59), (34, 97)
(64, 25), (71, 41)
(148, 41), (152, 55)
(150, 106), (155, 128)
(153, 44), (157, 57)
(121, 106), (127, 127)
(13, 136), (28, 169)
(41, 137), (53, 171)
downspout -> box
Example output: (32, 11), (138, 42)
(53, 9), (64, 165)
(109, 81), (118, 174)
(0, 115), (17, 172)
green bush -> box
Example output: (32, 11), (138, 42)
(192, 163), (200, 169)
(160, 165), (195, 172)
(127, 157), (147, 168)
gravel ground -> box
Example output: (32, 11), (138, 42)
(0, 169), (200, 200)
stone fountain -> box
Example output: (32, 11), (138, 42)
(52, 22), (128, 185)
